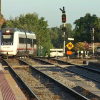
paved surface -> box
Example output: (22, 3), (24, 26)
(0, 64), (27, 100)
(0, 89), (3, 100)
(4, 70), (27, 100)
(0, 64), (17, 100)
(0, 64), (5, 100)
(0, 63), (3, 70)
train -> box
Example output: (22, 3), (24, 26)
(50, 49), (64, 57)
(0, 28), (37, 57)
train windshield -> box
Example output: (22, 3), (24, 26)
(1, 33), (14, 45)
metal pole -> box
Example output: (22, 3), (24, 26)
(25, 31), (27, 56)
(93, 42), (94, 55)
(60, 7), (66, 55)
(63, 23), (65, 54)
(92, 28), (94, 55)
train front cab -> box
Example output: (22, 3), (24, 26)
(0, 29), (17, 57)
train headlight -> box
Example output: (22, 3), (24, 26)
(6, 30), (10, 34)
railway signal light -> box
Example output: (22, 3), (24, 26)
(62, 14), (66, 23)
(62, 27), (66, 32)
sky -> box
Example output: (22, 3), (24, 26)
(1, 0), (100, 29)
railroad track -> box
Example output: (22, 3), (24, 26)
(50, 58), (100, 83)
(1, 58), (40, 100)
(27, 57), (100, 100)
(5, 58), (89, 100)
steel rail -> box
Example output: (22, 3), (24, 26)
(51, 58), (100, 80)
(52, 58), (100, 74)
(1, 58), (40, 100)
(18, 58), (89, 100)
(36, 57), (100, 74)
(39, 58), (100, 84)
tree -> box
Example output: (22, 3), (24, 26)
(74, 42), (85, 52)
(50, 27), (62, 48)
(73, 13), (99, 43)
(84, 41), (89, 51)
(2, 13), (51, 54)
(94, 18), (100, 42)
(50, 23), (73, 48)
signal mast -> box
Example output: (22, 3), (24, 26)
(60, 7), (66, 55)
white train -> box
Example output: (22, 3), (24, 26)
(50, 49), (64, 57)
(0, 28), (37, 57)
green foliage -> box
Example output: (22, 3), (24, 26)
(73, 13), (99, 43)
(50, 23), (73, 48)
(2, 13), (52, 54)
(74, 42), (85, 52)
(50, 27), (63, 48)
(74, 41), (90, 52)
(84, 41), (89, 50)
(3, 12), (100, 53)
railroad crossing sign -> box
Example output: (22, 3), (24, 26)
(66, 42), (74, 50)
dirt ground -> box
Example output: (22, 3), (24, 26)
(57, 57), (97, 64)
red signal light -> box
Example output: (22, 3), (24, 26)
(62, 14), (66, 23)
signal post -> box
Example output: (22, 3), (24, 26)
(60, 7), (66, 55)
(90, 24), (96, 56)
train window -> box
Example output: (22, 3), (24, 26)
(1, 33), (13, 43)
(27, 38), (32, 44)
(19, 38), (25, 43)
(24, 38), (26, 43)
(33, 39), (37, 44)
(19, 38), (33, 45)
(30, 39), (32, 45)
(2, 35), (12, 39)
(27, 39), (30, 44)
(30, 39), (32, 46)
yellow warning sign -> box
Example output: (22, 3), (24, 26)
(66, 42), (74, 50)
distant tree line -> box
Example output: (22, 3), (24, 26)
(2, 12), (100, 54)
(2, 13), (52, 54)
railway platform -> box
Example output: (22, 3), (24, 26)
(0, 63), (27, 100)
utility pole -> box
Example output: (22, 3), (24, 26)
(0, 0), (5, 30)
(91, 24), (96, 56)
(60, 6), (66, 55)
(92, 27), (94, 55)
